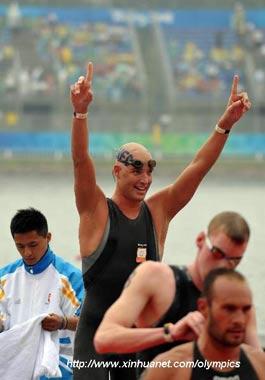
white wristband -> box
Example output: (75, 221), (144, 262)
(215, 124), (230, 135)
(73, 112), (88, 119)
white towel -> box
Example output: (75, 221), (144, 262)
(0, 314), (61, 380)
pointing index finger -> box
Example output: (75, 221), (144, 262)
(231, 74), (239, 96)
(86, 61), (93, 83)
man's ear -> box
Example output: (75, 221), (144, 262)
(196, 231), (206, 249)
(197, 297), (208, 319)
(47, 232), (52, 243)
(113, 164), (121, 179)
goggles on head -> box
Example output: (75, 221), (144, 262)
(116, 149), (156, 171)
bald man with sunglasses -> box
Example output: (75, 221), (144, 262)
(94, 212), (261, 375)
(70, 62), (251, 380)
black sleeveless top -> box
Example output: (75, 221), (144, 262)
(74, 199), (157, 378)
(82, 198), (158, 326)
(191, 342), (259, 379)
(138, 265), (201, 364)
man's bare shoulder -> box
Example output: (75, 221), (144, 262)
(146, 189), (169, 216)
(157, 341), (194, 362)
(124, 261), (173, 289)
(128, 261), (175, 298)
(142, 343), (193, 380)
(242, 342), (265, 356)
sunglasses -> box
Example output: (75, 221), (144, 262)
(205, 236), (242, 266)
(116, 150), (156, 172)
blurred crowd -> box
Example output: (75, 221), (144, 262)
(0, 3), (142, 103)
(1, 2), (265, 129)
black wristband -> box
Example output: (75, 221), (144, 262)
(163, 323), (174, 342)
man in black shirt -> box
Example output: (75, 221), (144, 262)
(142, 268), (265, 380)
(94, 211), (260, 358)
(71, 62), (251, 380)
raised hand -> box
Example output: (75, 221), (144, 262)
(70, 61), (94, 113)
(219, 75), (251, 129)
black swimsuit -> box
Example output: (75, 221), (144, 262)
(191, 342), (259, 379)
(73, 199), (158, 380)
